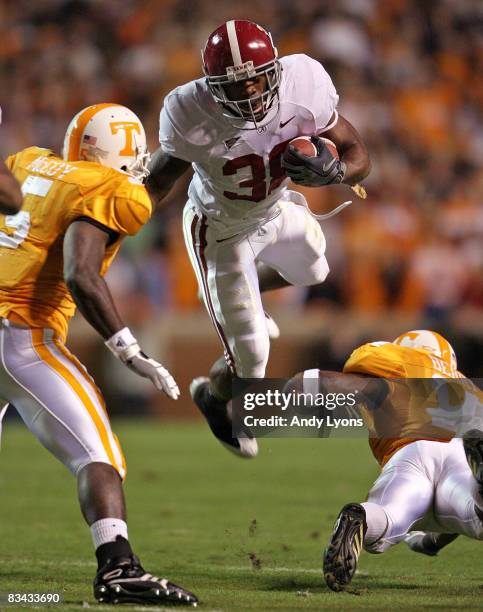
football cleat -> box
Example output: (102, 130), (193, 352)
(463, 429), (483, 497)
(94, 554), (198, 606)
(323, 503), (366, 592)
(404, 531), (458, 556)
(190, 377), (258, 458)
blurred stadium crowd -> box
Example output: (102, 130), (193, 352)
(0, 0), (482, 382)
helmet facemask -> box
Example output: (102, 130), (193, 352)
(79, 141), (150, 182)
(204, 58), (281, 130)
(121, 131), (151, 182)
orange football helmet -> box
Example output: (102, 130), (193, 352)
(393, 330), (457, 370)
(63, 103), (149, 181)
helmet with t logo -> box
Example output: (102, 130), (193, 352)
(63, 103), (150, 181)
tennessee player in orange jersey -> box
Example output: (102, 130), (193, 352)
(0, 103), (197, 606)
(285, 330), (483, 592)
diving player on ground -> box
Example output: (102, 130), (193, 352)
(146, 19), (370, 458)
(285, 330), (483, 591)
(0, 104), (197, 606)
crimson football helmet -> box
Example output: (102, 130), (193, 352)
(202, 20), (281, 128)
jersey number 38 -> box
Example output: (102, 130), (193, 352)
(222, 141), (290, 203)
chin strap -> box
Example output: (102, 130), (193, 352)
(125, 136), (151, 181)
(305, 199), (353, 220)
(284, 182), (368, 220)
(283, 189), (352, 220)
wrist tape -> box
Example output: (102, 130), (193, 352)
(105, 327), (140, 360)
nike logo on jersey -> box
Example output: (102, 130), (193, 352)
(279, 116), (295, 129)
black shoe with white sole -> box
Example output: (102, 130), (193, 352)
(190, 377), (258, 458)
(323, 503), (366, 592)
(94, 554), (198, 606)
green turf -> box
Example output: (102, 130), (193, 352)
(0, 420), (482, 611)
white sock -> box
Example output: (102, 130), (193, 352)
(91, 518), (128, 550)
(361, 502), (389, 544)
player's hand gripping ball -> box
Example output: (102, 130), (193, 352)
(282, 136), (346, 186)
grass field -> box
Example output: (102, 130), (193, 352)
(1, 420), (482, 611)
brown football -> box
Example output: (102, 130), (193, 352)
(289, 136), (339, 159)
(289, 136), (318, 157)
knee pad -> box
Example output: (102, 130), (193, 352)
(233, 329), (270, 378)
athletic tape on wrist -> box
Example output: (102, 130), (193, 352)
(105, 327), (139, 358)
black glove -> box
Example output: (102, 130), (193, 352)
(282, 136), (346, 186)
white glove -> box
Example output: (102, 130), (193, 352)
(105, 327), (180, 400)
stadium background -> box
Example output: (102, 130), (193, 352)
(0, 0), (481, 418)
(1, 5), (482, 607)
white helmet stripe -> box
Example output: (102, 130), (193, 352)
(226, 20), (243, 66)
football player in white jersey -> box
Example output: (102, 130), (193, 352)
(146, 20), (370, 457)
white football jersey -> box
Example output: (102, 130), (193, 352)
(159, 54), (338, 236)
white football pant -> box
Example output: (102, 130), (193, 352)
(183, 199), (329, 377)
(362, 438), (483, 553)
(0, 319), (126, 478)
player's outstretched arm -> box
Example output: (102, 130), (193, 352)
(322, 114), (371, 186)
(63, 220), (179, 399)
(144, 147), (191, 209)
(285, 369), (389, 415)
(0, 159), (23, 215)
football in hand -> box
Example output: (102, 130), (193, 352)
(288, 136), (339, 160)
